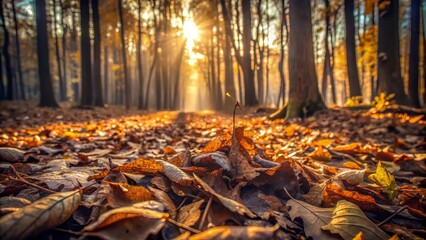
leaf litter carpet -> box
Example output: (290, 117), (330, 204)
(0, 103), (425, 240)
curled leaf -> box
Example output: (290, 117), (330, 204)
(156, 160), (193, 185)
(322, 200), (390, 240)
(0, 190), (81, 240)
(0, 147), (24, 163)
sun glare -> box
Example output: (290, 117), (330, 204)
(183, 18), (201, 65)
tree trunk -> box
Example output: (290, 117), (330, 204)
(0, 39), (4, 100)
(222, 16), (236, 112)
(12, 1), (24, 100)
(270, 0), (325, 119)
(60, 0), (67, 101)
(137, 0), (144, 109)
(104, 46), (109, 104)
(408, 0), (421, 107)
(35, 0), (59, 107)
(242, 0), (258, 106)
(0, 0), (14, 100)
(92, 0), (103, 107)
(344, 0), (362, 97)
(277, 0), (287, 107)
(52, 0), (64, 101)
(118, 0), (131, 110)
(377, 0), (410, 105)
(79, 0), (93, 106)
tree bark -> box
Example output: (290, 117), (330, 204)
(344, 0), (362, 97)
(277, 0), (287, 107)
(0, 0), (14, 100)
(79, 0), (93, 107)
(52, 0), (64, 101)
(59, 0), (67, 101)
(118, 0), (131, 110)
(408, 0), (421, 107)
(12, 1), (24, 100)
(270, 0), (325, 119)
(242, 0), (258, 106)
(104, 46), (109, 104)
(0, 38), (4, 100)
(92, 0), (103, 107)
(377, 0), (410, 105)
(35, 0), (59, 107)
(137, 0), (144, 109)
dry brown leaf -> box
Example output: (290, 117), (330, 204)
(84, 201), (167, 240)
(193, 174), (256, 218)
(106, 182), (155, 208)
(177, 199), (204, 227)
(188, 225), (279, 240)
(192, 152), (231, 171)
(114, 158), (163, 175)
(156, 160), (193, 185)
(0, 190), (81, 240)
(0, 147), (24, 163)
(164, 146), (177, 155)
(287, 198), (340, 240)
(342, 161), (362, 170)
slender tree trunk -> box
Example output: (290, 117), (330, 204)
(0, 0), (14, 100)
(53, 0), (64, 101)
(216, 17), (223, 110)
(242, 0), (258, 106)
(118, 0), (131, 110)
(104, 46), (109, 104)
(137, 0), (145, 109)
(271, 0), (325, 119)
(344, 0), (362, 97)
(422, 5), (426, 105)
(222, 19), (236, 112)
(12, 1), (24, 100)
(92, 0), (103, 106)
(60, 0), (67, 101)
(79, 0), (93, 106)
(377, 0), (410, 105)
(277, 0), (286, 107)
(0, 42), (4, 100)
(408, 0), (421, 107)
(36, 0), (59, 107)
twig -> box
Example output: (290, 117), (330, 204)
(177, 197), (188, 210)
(198, 195), (213, 230)
(167, 218), (201, 234)
(53, 228), (81, 236)
(8, 166), (56, 194)
(377, 205), (408, 227)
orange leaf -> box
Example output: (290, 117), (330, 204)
(114, 159), (163, 175)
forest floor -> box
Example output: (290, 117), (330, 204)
(0, 101), (425, 240)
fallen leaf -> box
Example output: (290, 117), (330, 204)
(0, 190), (81, 240)
(156, 160), (193, 185)
(368, 161), (398, 199)
(309, 145), (332, 161)
(114, 158), (163, 175)
(106, 182), (155, 208)
(322, 200), (390, 240)
(193, 174), (256, 218)
(188, 225), (279, 240)
(0, 147), (24, 163)
(287, 198), (339, 240)
(164, 146), (177, 155)
(177, 199), (204, 227)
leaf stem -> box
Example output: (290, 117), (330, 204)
(376, 205), (408, 227)
(167, 218), (201, 234)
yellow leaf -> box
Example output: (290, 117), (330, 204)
(309, 145), (332, 161)
(368, 161), (398, 199)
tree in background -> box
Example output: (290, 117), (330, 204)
(12, 1), (24, 100)
(408, 0), (420, 107)
(137, 0), (145, 110)
(118, 0), (130, 110)
(92, 0), (103, 107)
(52, 0), (64, 101)
(377, 0), (410, 105)
(271, 0), (325, 119)
(344, 0), (362, 98)
(79, 0), (93, 107)
(35, 0), (58, 107)
(0, 0), (14, 100)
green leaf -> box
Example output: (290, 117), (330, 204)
(322, 200), (390, 240)
(368, 161), (398, 199)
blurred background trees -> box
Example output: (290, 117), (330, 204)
(0, 0), (424, 115)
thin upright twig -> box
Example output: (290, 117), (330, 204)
(199, 195), (213, 230)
